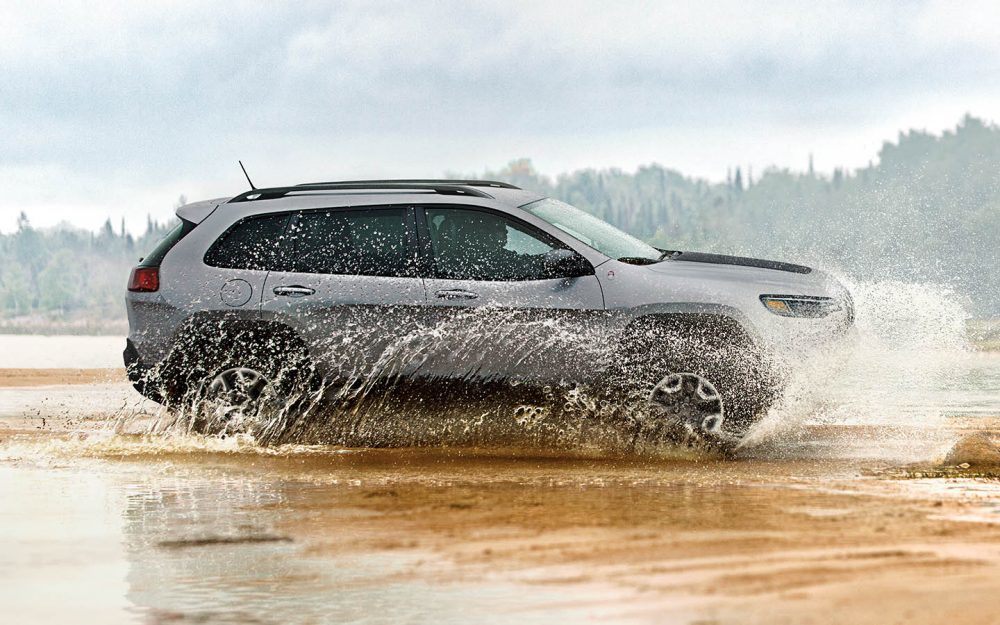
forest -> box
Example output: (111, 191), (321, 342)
(2, 116), (998, 332)
(477, 115), (1000, 316)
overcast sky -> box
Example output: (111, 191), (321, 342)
(2, 0), (1000, 233)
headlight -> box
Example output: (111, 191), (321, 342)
(760, 295), (842, 318)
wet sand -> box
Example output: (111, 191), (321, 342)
(3, 402), (1000, 624)
(2, 353), (1000, 624)
(0, 367), (125, 387)
(7, 448), (1000, 625)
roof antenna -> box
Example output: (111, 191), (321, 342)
(238, 160), (257, 190)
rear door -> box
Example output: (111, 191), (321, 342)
(197, 211), (292, 315)
(416, 205), (605, 384)
(260, 206), (426, 382)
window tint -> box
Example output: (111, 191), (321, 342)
(288, 208), (413, 277)
(425, 208), (561, 281)
(204, 214), (290, 270)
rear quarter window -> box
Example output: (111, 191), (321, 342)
(139, 220), (196, 268)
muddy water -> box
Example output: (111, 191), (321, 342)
(3, 426), (1000, 625)
(3, 366), (1000, 624)
(0, 450), (597, 625)
(3, 295), (1000, 623)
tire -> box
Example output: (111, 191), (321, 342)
(159, 322), (316, 443)
(617, 315), (779, 452)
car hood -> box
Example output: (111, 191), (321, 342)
(659, 250), (812, 275)
(642, 250), (844, 297)
(619, 251), (853, 350)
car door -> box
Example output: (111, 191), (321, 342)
(190, 210), (292, 318)
(416, 205), (606, 384)
(260, 205), (427, 384)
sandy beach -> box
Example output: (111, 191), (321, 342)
(0, 367), (125, 387)
(2, 371), (999, 624)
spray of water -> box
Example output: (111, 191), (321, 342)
(741, 277), (980, 460)
(108, 273), (995, 462)
(114, 306), (765, 453)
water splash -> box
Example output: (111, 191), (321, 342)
(117, 307), (767, 454)
(107, 278), (996, 462)
(741, 278), (982, 460)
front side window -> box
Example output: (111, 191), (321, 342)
(523, 198), (661, 263)
(425, 208), (561, 281)
(204, 213), (290, 270)
(287, 208), (413, 277)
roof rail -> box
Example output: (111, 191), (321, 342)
(228, 181), (500, 203)
(297, 179), (521, 190)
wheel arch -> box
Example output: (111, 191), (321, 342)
(157, 311), (312, 400)
(616, 305), (782, 437)
(619, 304), (763, 352)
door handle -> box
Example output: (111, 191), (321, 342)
(435, 289), (479, 300)
(273, 285), (315, 298)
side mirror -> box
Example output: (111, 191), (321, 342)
(544, 248), (593, 278)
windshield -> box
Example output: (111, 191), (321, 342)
(522, 198), (661, 262)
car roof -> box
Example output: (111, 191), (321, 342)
(229, 180), (541, 206)
(178, 180), (546, 221)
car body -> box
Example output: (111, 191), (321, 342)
(124, 180), (853, 446)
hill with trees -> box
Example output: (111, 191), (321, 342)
(1, 116), (998, 333)
(474, 115), (1000, 315)
(0, 213), (176, 333)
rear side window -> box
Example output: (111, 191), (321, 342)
(284, 208), (414, 277)
(204, 213), (291, 270)
(139, 220), (195, 268)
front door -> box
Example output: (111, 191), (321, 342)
(417, 206), (605, 384)
(260, 206), (426, 383)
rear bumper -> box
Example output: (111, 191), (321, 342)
(123, 339), (165, 403)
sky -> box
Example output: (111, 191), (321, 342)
(2, 0), (1000, 234)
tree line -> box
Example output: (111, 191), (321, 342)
(0, 212), (177, 330)
(1, 115), (998, 331)
(475, 115), (1000, 315)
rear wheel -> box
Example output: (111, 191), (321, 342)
(190, 366), (275, 437)
(159, 322), (317, 442)
(185, 351), (315, 441)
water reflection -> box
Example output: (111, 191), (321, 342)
(108, 458), (578, 624)
(4, 425), (1000, 624)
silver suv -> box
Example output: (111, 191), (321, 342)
(124, 180), (853, 448)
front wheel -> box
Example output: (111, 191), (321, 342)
(641, 372), (741, 449)
(618, 317), (781, 453)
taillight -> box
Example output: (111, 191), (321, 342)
(128, 266), (159, 292)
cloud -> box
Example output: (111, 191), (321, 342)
(1, 0), (999, 232)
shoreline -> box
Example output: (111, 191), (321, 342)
(0, 368), (126, 387)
